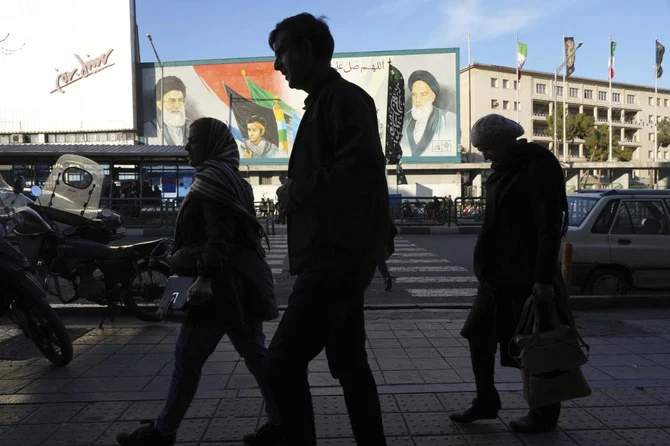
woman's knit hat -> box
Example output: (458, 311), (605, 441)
(471, 114), (524, 148)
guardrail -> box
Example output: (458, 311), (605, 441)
(453, 197), (486, 226)
(99, 197), (179, 228)
(390, 196), (453, 226)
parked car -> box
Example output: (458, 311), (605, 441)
(564, 189), (670, 295)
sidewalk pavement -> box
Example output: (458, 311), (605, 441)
(1, 308), (670, 445)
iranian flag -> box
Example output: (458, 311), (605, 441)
(609, 40), (617, 79)
(517, 42), (528, 80)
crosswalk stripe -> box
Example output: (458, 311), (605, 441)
(266, 260), (284, 265)
(271, 268), (283, 274)
(396, 276), (478, 283)
(387, 259), (450, 264)
(391, 253), (438, 257)
(407, 288), (478, 297)
(390, 266), (468, 272)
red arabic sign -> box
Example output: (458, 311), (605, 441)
(50, 49), (114, 94)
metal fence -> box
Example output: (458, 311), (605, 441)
(453, 197), (486, 226)
(390, 197), (453, 226)
(99, 197), (179, 228)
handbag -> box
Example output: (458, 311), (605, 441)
(157, 275), (195, 321)
(522, 367), (591, 408)
(510, 295), (590, 375)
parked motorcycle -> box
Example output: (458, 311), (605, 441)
(0, 176), (73, 366)
(14, 155), (172, 328)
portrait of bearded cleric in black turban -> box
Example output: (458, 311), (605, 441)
(401, 69), (457, 157)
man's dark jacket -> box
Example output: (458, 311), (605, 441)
(285, 69), (389, 276)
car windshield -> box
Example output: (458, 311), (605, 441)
(567, 196), (599, 227)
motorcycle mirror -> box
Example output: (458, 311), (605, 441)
(30, 185), (42, 197)
(100, 208), (113, 218)
(13, 176), (25, 195)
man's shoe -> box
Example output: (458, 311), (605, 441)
(384, 277), (392, 291)
(509, 414), (557, 433)
(449, 397), (501, 424)
(117, 421), (176, 446)
(243, 421), (286, 445)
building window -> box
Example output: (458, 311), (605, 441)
(503, 100), (510, 110)
(658, 98), (663, 106)
(665, 151), (669, 160)
(649, 151), (653, 159)
(491, 78), (498, 88)
(650, 133), (655, 141)
(598, 91), (607, 101)
(568, 87), (578, 98)
(650, 115), (655, 123)
(502, 79), (509, 89)
(584, 89), (593, 100)
(649, 97), (655, 105)
(513, 80), (518, 90)
(259, 173), (273, 185)
(514, 102), (520, 111)
(491, 99), (499, 109)
(555, 86), (563, 97)
(612, 93), (620, 103)
(627, 94), (635, 104)
(535, 83), (546, 94)
(666, 99), (669, 107)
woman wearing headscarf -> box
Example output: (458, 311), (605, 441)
(117, 118), (284, 446)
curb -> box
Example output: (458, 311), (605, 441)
(51, 294), (670, 318)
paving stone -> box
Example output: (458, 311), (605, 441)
(203, 416), (258, 442)
(1, 365), (48, 380)
(320, 438), (357, 445)
(184, 398), (220, 418)
(414, 435), (469, 445)
(456, 417), (508, 434)
(176, 418), (210, 443)
(428, 337), (464, 348)
(383, 370), (424, 384)
(629, 405), (670, 428)
(622, 343), (670, 354)
(366, 330), (396, 339)
(313, 395), (348, 414)
(119, 400), (165, 420)
(143, 375), (172, 392)
(403, 411), (459, 435)
(581, 365), (619, 381)
(377, 357), (416, 371)
(557, 408), (606, 430)
(602, 388), (663, 406)
(214, 397), (262, 418)
(375, 348), (411, 359)
(616, 428), (670, 446)
(641, 387), (670, 404)
(437, 392), (478, 413)
(586, 406), (655, 428)
(395, 393), (444, 412)
(399, 337), (433, 348)
(0, 378), (32, 393)
(316, 414), (353, 438)
(96, 421), (147, 445)
(44, 422), (110, 445)
(406, 347), (441, 359)
(499, 391), (530, 409)
(643, 354), (670, 366)
(380, 394), (400, 412)
(20, 402), (86, 424)
(464, 432), (525, 445)
(366, 322), (391, 331)
(411, 358), (451, 370)
(588, 355), (655, 367)
(0, 404), (40, 424)
(515, 430), (578, 446)
(573, 389), (622, 407)
(420, 369), (463, 383)
(73, 401), (132, 422)
(383, 412), (409, 436)
(565, 429), (631, 445)
(17, 377), (73, 393)
(0, 423), (59, 446)
(369, 338), (403, 349)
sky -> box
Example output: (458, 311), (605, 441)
(136, 0), (670, 89)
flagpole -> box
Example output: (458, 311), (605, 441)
(608, 34), (613, 162)
(516, 35), (520, 123)
(468, 33), (472, 156)
(562, 35), (568, 163)
(655, 38), (659, 163)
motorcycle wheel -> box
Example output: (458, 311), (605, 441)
(10, 296), (73, 367)
(124, 264), (171, 322)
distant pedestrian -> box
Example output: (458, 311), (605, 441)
(116, 118), (283, 446)
(377, 217), (397, 291)
(267, 13), (388, 446)
(449, 114), (572, 433)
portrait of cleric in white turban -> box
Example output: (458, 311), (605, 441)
(401, 70), (457, 157)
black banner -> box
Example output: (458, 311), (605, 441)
(385, 63), (405, 165)
(657, 40), (665, 79)
(225, 85), (279, 146)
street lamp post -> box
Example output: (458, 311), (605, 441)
(146, 34), (165, 145)
(553, 41), (583, 162)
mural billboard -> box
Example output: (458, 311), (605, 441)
(140, 48), (459, 164)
